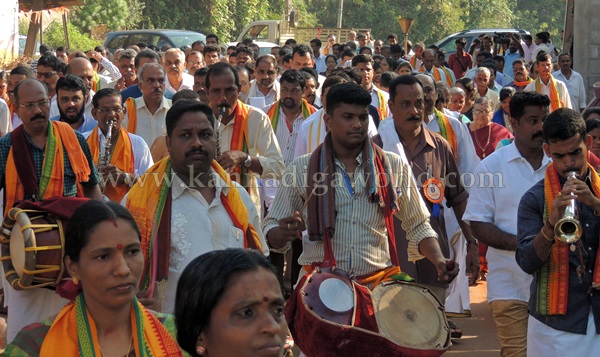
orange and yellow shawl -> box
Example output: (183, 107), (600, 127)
(266, 98), (316, 131)
(4, 121), (91, 216)
(125, 97), (138, 133)
(126, 157), (263, 299)
(40, 294), (182, 356)
(535, 75), (563, 112)
(419, 66), (453, 87)
(229, 100), (251, 188)
(87, 126), (135, 202)
(433, 108), (458, 159)
(539, 163), (600, 315)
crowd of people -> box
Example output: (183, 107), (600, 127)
(0, 27), (597, 356)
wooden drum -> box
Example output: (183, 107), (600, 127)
(1, 207), (68, 290)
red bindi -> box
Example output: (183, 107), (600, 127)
(117, 244), (123, 250)
(263, 296), (269, 302)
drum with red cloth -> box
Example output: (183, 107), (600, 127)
(286, 265), (450, 357)
(0, 197), (89, 290)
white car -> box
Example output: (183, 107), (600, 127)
(227, 41), (278, 57)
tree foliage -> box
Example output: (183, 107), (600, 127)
(44, 21), (102, 51)
(71, 0), (145, 33)
(67, 0), (566, 49)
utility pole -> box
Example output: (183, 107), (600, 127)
(337, 0), (344, 28)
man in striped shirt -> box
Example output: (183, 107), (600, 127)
(263, 82), (457, 285)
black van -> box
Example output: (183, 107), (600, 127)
(104, 29), (207, 53)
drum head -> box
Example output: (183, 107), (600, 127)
(9, 220), (26, 277)
(318, 278), (354, 313)
(372, 282), (449, 349)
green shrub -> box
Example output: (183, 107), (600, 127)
(44, 21), (102, 52)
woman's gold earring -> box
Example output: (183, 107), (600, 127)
(72, 277), (79, 285)
(196, 346), (205, 355)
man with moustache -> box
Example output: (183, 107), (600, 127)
(120, 50), (175, 102)
(185, 51), (205, 75)
(125, 100), (267, 313)
(0, 78), (102, 342)
(206, 62), (284, 216)
(263, 70), (316, 285)
(163, 48), (194, 92)
(464, 92), (551, 357)
(85, 88), (153, 202)
(553, 53), (587, 112)
(507, 59), (533, 92)
(123, 63), (172, 145)
(51, 75), (97, 133)
(516, 109), (600, 355)
(379, 75), (479, 304)
(113, 49), (138, 92)
(246, 55), (280, 109)
(525, 52), (572, 112)
(419, 49), (453, 88)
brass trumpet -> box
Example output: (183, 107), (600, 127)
(554, 171), (582, 244)
(215, 106), (226, 157)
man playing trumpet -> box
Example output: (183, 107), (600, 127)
(87, 88), (153, 202)
(516, 108), (600, 355)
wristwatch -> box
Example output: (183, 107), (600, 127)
(243, 154), (252, 168)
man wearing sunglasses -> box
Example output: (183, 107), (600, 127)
(36, 54), (63, 101)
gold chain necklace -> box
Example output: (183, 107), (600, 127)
(474, 124), (492, 158)
(99, 334), (133, 357)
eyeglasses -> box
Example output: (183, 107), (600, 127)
(96, 106), (124, 115)
(17, 99), (50, 111)
(474, 109), (491, 115)
(36, 71), (57, 79)
(187, 61), (203, 66)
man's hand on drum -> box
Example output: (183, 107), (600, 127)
(266, 211), (304, 249)
(437, 259), (459, 284)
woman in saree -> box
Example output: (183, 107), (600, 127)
(3, 200), (183, 357)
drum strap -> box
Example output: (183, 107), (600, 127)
(10, 125), (39, 198)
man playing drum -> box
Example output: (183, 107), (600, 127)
(263, 82), (458, 354)
(0, 78), (102, 342)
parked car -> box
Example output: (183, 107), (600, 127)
(19, 35), (40, 57)
(104, 29), (206, 54)
(226, 41), (279, 57)
(434, 28), (530, 59)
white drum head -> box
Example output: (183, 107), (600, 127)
(373, 282), (447, 349)
(9, 220), (26, 277)
(318, 278), (354, 313)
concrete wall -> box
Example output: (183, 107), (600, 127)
(574, 0), (600, 104)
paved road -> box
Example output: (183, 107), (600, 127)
(446, 280), (501, 356)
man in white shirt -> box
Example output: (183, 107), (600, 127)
(246, 54), (280, 109)
(86, 88), (153, 203)
(124, 100), (268, 313)
(522, 35), (537, 63)
(525, 52), (572, 112)
(123, 63), (172, 145)
(294, 75), (379, 159)
(553, 53), (586, 112)
(352, 54), (390, 119)
(464, 91), (552, 357)
(163, 48), (194, 92)
(206, 62), (285, 216)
